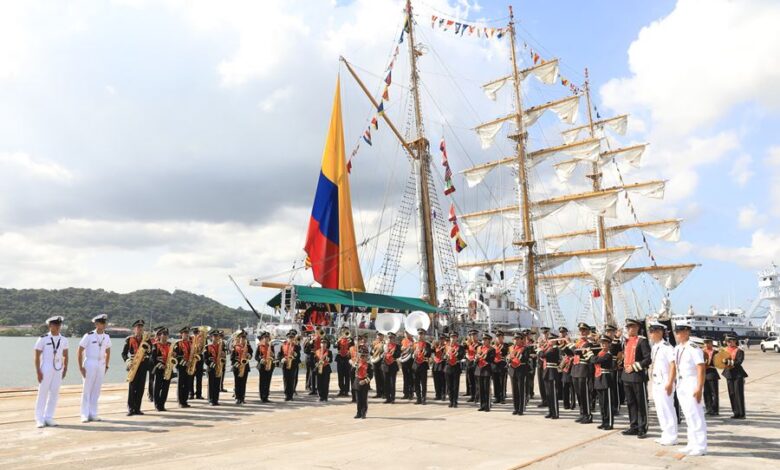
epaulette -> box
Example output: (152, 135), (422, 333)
(690, 342), (700, 349)
(88, 331), (95, 335)
(638, 335), (647, 339)
(40, 334), (48, 337)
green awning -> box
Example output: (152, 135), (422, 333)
(266, 285), (444, 314)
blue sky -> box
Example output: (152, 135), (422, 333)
(0, 0), (777, 326)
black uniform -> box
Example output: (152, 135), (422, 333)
(230, 343), (253, 404)
(476, 345), (495, 411)
(203, 342), (225, 405)
(353, 359), (374, 419)
(722, 347), (748, 418)
(121, 335), (149, 415)
(150, 342), (172, 411)
(491, 342), (509, 404)
(381, 342), (402, 403)
(335, 336), (354, 396)
(172, 339), (193, 407)
(444, 342), (466, 408)
(411, 340), (432, 404)
(542, 344), (562, 419)
(570, 339), (596, 423)
(464, 341), (478, 401)
(591, 350), (614, 429)
(703, 347), (720, 415)
(622, 335), (652, 435)
(190, 355), (205, 399)
(277, 340), (301, 401)
(432, 344), (447, 401)
(560, 345), (576, 410)
(536, 337), (550, 407)
(314, 348), (333, 401)
(609, 337), (623, 414)
(371, 340), (385, 399)
(507, 344), (532, 415)
(254, 342), (275, 402)
(400, 338), (415, 399)
(303, 337), (318, 394)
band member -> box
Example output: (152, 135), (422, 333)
(605, 324), (622, 415)
(231, 330), (253, 405)
(444, 332), (465, 408)
(508, 332), (531, 415)
(350, 335), (367, 403)
(523, 329), (535, 401)
(220, 333), (230, 393)
(464, 329), (478, 402)
(277, 330), (301, 401)
(78, 314), (110, 423)
(400, 330), (415, 399)
(204, 330), (225, 406)
(190, 333), (206, 400)
(147, 331), (157, 403)
(614, 326), (626, 407)
(335, 327), (353, 397)
(432, 337), (446, 400)
(491, 331), (508, 404)
(122, 319), (148, 416)
(382, 332), (401, 403)
(673, 324), (707, 456)
(354, 347), (373, 419)
(722, 334), (748, 419)
(621, 318), (652, 438)
(372, 332), (386, 399)
(542, 334), (562, 419)
(172, 327), (193, 408)
(150, 327), (172, 411)
(254, 331), (275, 403)
(34, 316), (69, 428)
(302, 330), (316, 395)
(558, 326), (575, 410)
(592, 335), (614, 430)
(570, 323), (595, 424)
(701, 337), (720, 416)
(536, 326), (551, 408)
(412, 329), (432, 405)
(648, 322), (677, 445)
(314, 338), (333, 402)
(475, 333), (495, 412)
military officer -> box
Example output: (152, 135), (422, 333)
(372, 332), (386, 399)
(542, 333), (562, 419)
(474, 333), (495, 411)
(78, 314), (111, 422)
(277, 329), (301, 401)
(121, 319), (149, 416)
(400, 330), (415, 399)
(722, 334), (748, 419)
(150, 327), (172, 412)
(444, 331), (465, 408)
(558, 326), (576, 411)
(412, 329), (432, 405)
(701, 337), (720, 416)
(335, 327), (354, 397)
(673, 324), (707, 456)
(464, 329), (479, 402)
(353, 346), (373, 419)
(230, 330), (253, 405)
(204, 330), (225, 406)
(491, 331), (508, 404)
(592, 335), (615, 430)
(254, 331), (275, 403)
(536, 326), (552, 408)
(571, 323), (595, 424)
(621, 318), (652, 438)
(604, 324), (622, 415)
(314, 338), (333, 402)
(34, 316), (69, 428)
(431, 336), (447, 401)
(648, 321), (677, 446)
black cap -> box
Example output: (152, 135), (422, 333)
(417, 328), (426, 335)
(287, 329), (298, 337)
(155, 326), (169, 336)
(387, 332), (396, 338)
(540, 326), (550, 331)
(495, 330), (505, 337)
(132, 319), (145, 327)
(468, 329), (478, 335)
(513, 332), (524, 339)
(702, 336), (714, 343)
(559, 326), (569, 333)
(604, 324), (617, 331)
(577, 322), (590, 331)
(209, 330), (219, 337)
(599, 335), (611, 343)
(724, 334), (737, 342)
(376, 332), (385, 337)
(450, 332), (459, 338)
(625, 318), (641, 327)
(179, 326), (190, 334)
(521, 328), (531, 334)
(482, 333), (492, 340)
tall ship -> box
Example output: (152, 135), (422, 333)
(254, 1), (699, 335)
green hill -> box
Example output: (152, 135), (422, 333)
(0, 288), (254, 336)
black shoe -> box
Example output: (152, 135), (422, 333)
(454, 403), (458, 408)
(603, 426), (613, 430)
(309, 391), (318, 396)
(597, 424), (605, 429)
(622, 429), (638, 436)
(735, 415), (746, 420)
(637, 431), (648, 439)
(354, 414), (361, 419)
(136, 411), (145, 415)
(422, 399), (427, 405)
(448, 404), (453, 408)
(580, 418), (593, 424)
(537, 403), (547, 408)
(262, 399), (270, 403)
(550, 416), (558, 419)
(512, 410), (518, 415)
(467, 398), (475, 403)
(195, 395), (204, 399)
(361, 415), (366, 419)
(126, 411), (135, 416)
(575, 416), (584, 423)
(544, 414), (552, 418)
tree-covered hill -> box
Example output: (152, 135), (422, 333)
(0, 288), (255, 336)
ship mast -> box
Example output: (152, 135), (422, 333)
(405, 0), (438, 306)
(583, 69), (615, 326)
(507, 6), (538, 310)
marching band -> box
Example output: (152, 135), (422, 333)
(31, 315), (755, 456)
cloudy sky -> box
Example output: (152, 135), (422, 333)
(0, 0), (778, 322)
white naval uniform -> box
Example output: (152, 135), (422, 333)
(674, 341), (707, 453)
(34, 333), (69, 425)
(79, 330), (111, 420)
(651, 341), (677, 444)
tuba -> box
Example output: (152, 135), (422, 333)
(127, 333), (151, 382)
(404, 311), (431, 337)
(375, 313), (403, 335)
(164, 341), (178, 381)
(370, 340), (385, 364)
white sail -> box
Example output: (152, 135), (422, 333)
(648, 264), (696, 290)
(577, 249), (635, 285)
(481, 59), (560, 101)
(562, 114), (628, 144)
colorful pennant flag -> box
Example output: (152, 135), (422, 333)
(454, 234), (468, 253)
(363, 129), (372, 146)
(448, 203), (457, 222)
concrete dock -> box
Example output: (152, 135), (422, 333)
(1, 350), (779, 469)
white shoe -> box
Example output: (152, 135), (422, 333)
(80, 416), (89, 423)
(35, 421), (45, 428)
(678, 446), (692, 454)
(687, 449), (707, 456)
(44, 419), (58, 427)
(655, 438), (678, 446)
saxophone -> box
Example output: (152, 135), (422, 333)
(238, 345), (250, 378)
(187, 327), (208, 376)
(317, 350), (327, 374)
(262, 343), (274, 371)
(164, 341), (178, 381)
(126, 333), (151, 382)
(215, 342), (224, 378)
(284, 341), (295, 370)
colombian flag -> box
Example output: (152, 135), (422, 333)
(304, 78), (366, 292)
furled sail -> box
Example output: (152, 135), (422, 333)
(537, 263), (699, 291)
(542, 219), (682, 252)
(482, 59), (560, 100)
(554, 143), (648, 182)
(561, 114), (628, 144)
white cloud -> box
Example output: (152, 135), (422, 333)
(768, 145), (780, 217)
(700, 229), (780, 269)
(0, 152), (74, 182)
(259, 86), (293, 112)
(600, 0), (780, 136)
(730, 153), (753, 187)
(737, 204), (767, 230)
